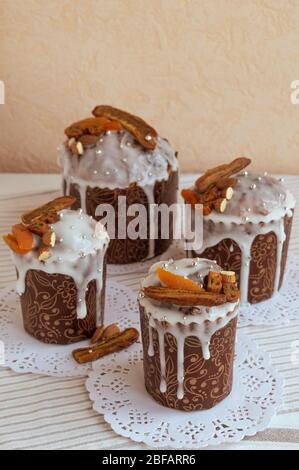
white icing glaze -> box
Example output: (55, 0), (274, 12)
(12, 210), (109, 323)
(59, 130), (178, 259)
(191, 174), (296, 304)
(139, 258), (239, 399)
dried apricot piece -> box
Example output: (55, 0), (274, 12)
(181, 189), (201, 206)
(2, 234), (31, 255)
(156, 267), (204, 292)
(12, 224), (34, 251)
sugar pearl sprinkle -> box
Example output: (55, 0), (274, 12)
(145, 134), (152, 141)
(250, 183), (257, 190)
(96, 149), (102, 155)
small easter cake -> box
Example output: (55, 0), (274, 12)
(139, 258), (239, 411)
(182, 158), (295, 304)
(3, 196), (109, 344)
(59, 105), (179, 264)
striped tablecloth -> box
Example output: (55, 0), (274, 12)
(0, 173), (298, 450)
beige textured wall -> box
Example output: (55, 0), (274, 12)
(1, 0), (299, 174)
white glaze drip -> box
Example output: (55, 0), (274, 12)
(140, 258), (239, 399)
(59, 131), (178, 260)
(13, 210), (109, 322)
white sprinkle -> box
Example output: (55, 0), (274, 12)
(88, 349), (93, 354)
(257, 176), (262, 181)
(59, 212), (64, 219)
(80, 252), (86, 258)
(250, 184), (257, 190)
(243, 171), (248, 177)
(105, 171), (110, 176)
(126, 141), (132, 147)
(57, 257), (62, 262)
(93, 170), (98, 175)
(279, 177), (284, 183)
(242, 216), (250, 223)
(148, 172), (153, 177)
(96, 149), (102, 155)
(97, 268), (102, 273)
(145, 134), (152, 141)
(139, 292), (145, 299)
(78, 208), (83, 214)
(81, 234), (87, 240)
(85, 287), (89, 292)
(59, 238), (64, 243)
(99, 138), (104, 143)
(106, 130), (111, 135)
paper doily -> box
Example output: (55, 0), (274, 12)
(86, 331), (283, 449)
(238, 256), (299, 326)
(0, 281), (138, 377)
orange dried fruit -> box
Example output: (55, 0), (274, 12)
(12, 224), (34, 251)
(181, 189), (201, 206)
(2, 234), (31, 255)
(102, 120), (123, 131)
(156, 267), (204, 292)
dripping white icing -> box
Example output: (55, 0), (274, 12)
(140, 258), (239, 399)
(12, 210), (109, 323)
(192, 173), (295, 304)
(59, 130), (178, 259)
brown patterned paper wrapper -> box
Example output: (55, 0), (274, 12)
(20, 260), (107, 345)
(140, 305), (238, 411)
(192, 212), (293, 304)
(63, 170), (179, 264)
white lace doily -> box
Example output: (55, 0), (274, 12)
(86, 331), (283, 449)
(239, 256), (299, 326)
(0, 281), (138, 377)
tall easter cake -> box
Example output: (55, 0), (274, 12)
(59, 105), (178, 264)
(3, 196), (109, 344)
(182, 158), (295, 304)
(139, 258), (240, 411)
